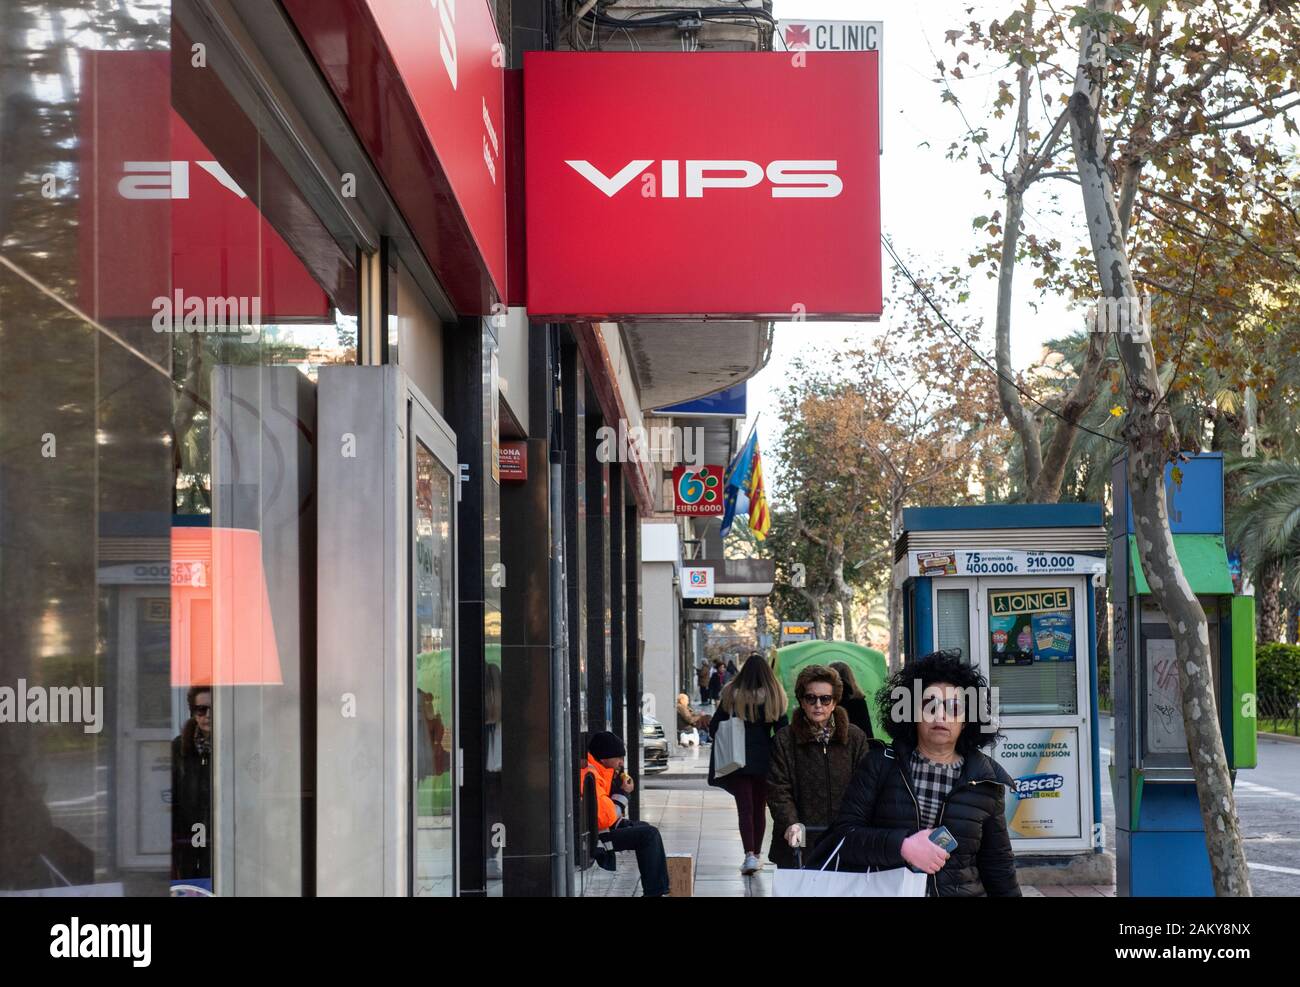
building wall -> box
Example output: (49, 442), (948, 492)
(641, 562), (680, 752)
(641, 521), (682, 752)
(394, 261), (446, 412)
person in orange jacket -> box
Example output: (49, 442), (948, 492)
(581, 731), (670, 896)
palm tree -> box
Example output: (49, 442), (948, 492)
(1229, 459), (1300, 644)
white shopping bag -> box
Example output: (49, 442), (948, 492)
(711, 716), (746, 778)
(774, 838), (928, 898)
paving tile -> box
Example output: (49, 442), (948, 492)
(693, 880), (749, 897)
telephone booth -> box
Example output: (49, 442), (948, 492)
(1110, 453), (1257, 896)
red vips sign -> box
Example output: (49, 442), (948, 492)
(673, 465), (725, 516)
(524, 51), (881, 320)
(361, 0), (507, 301)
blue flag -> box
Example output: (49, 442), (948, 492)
(719, 429), (757, 537)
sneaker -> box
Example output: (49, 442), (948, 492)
(741, 853), (760, 875)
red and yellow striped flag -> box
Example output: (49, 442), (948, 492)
(747, 440), (770, 540)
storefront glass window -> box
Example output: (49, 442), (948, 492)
(0, 1), (355, 896)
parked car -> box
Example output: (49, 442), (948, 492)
(641, 714), (669, 773)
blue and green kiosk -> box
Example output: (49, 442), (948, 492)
(895, 458), (1258, 893)
(895, 502), (1108, 867)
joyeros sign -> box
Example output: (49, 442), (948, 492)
(524, 52), (881, 320)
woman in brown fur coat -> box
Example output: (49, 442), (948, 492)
(766, 664), (871, 869)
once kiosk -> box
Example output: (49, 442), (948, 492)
(1110, 452), (1256, 896)
(895, 503), (1109, 879)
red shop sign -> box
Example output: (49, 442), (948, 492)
(673, 465), (725, 516)
(524, 51), (881, 320)
(499, 441), (528, 482)
(362, 0), (507, 301)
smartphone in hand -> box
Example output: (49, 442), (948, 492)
(929, 826), (959, 853)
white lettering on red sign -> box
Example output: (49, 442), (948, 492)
(118, 161), (246, 200)
(565, 159), (843, 199)
(482, 97), (499, 185)
(432, 0), (457, 90)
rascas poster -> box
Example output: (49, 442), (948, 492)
(991, 728), (1081, 840)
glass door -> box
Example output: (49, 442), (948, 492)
(931, 577), (980, 662)
(409, 392), (457, 896)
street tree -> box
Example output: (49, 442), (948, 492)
(942, 0), (1300, 509)
(1065, 0), (1300, 897)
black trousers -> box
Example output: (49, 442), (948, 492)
(606, 821), (670, 896)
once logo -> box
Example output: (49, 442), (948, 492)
(565, 159), (843, 198)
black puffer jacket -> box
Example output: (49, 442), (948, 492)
(766, 707), (870, 869)
(818, 741), (1021, 897)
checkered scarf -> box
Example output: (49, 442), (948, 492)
(909, 750), (963, 829)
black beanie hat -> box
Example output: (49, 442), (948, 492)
(588, 731), (626, 760)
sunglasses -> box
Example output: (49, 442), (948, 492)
(923, 698), (964, 717)
(190, 704), (212, 715)
(801, 694), (835, 707)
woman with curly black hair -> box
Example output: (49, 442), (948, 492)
(818, 651), (1021, 897)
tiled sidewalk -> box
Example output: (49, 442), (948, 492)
(581, 786), (775, 896)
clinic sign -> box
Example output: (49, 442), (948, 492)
(908, 549), (1106, 578)
(780, 19), (882, 52)
(524, 52), (881, 319)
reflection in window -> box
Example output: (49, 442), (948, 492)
(414, 441), (455, 896)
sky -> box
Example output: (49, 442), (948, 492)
(747, 1), (1090, 476)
